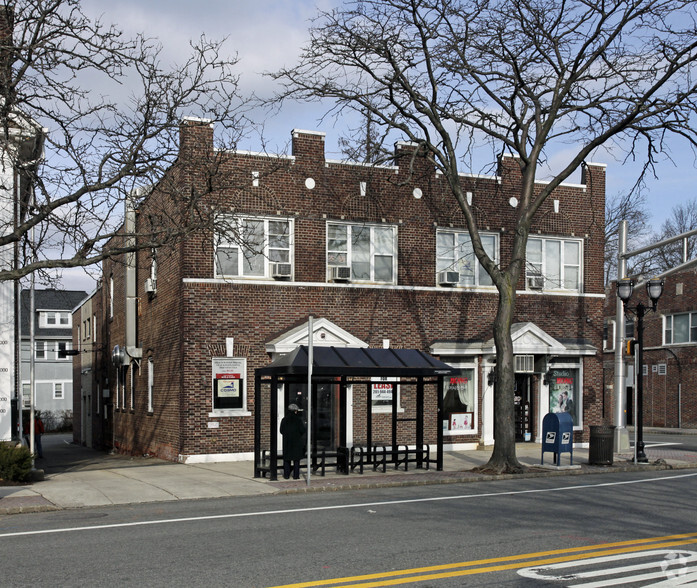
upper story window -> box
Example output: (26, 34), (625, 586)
(39, 311), (71, 328)
(526, 237), (582, 291)
(603, 318), (635, 351)
(215, 216), (293, 279)
(664, 312), (697, 345)
(326, 222), (397, 284)
(436, 229), (497, 287)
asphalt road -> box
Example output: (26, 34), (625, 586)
(644, 432), (697, 453)
(1, 469), (696, 587)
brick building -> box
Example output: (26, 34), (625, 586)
(73, 118), (607, 463)
(604, 269), (697, 430)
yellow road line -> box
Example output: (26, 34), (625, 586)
(269, 532), (697, 588)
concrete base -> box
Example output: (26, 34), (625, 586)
(614, 427), (630, 452)
(538, 464), (582, 471)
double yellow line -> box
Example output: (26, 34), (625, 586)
(270, 532), (697, 587)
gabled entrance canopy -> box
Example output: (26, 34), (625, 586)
(254, 346), (454, 480)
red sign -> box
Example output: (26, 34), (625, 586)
(216, 373), (241, 379)
(450, 377), (469, 385)
(556, 377), (573, 385)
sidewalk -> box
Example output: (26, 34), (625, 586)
(2, 432), (697, 515)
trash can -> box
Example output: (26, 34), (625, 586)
(337, 446), (350, 475)
(588, 425), (616, 465)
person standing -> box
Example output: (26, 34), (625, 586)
(280, 403), (305, 480)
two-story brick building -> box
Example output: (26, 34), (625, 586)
(604, 268), (697, 430)
(73, 118), (607, 463)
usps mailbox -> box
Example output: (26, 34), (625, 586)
(541, 412), (574, 466)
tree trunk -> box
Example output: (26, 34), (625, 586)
(478, 278), (526, 474)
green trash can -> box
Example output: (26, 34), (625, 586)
(588, 425), (616, 465)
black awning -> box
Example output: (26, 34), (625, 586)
(257, 345), (453, 378)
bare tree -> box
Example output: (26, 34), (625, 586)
(338, 105), (393, 164)
(651, 199), (697, 271)
(271, 0), (697, 472)
(604, 191), (653, 284)
(0, 0), (245, 284)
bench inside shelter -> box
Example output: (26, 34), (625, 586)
(254, 345), (452, 481)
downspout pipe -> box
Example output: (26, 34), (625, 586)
(124, 193), (142, 362)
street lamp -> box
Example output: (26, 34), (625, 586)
(616, 277), (664, 463)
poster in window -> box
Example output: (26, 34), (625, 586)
(548, 368), (579, 426)
(212, 357), (246, 410)
(371, 377), (400, 411)
(450, 412), (474, 431)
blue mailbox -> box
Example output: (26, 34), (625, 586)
(541, 412), (574, 466)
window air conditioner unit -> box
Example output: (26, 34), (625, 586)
(527, 275), (544, 290)
(330, 265), (351, 282)
(438, 270), (459, 286)
(144, 278), (156, 294)
(271, 262), (292, 279)
(515, 355), (535, 373)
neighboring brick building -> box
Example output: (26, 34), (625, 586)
(74, 118), (607, 463)
(604, 269), (697, 430)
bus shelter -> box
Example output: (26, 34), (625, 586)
(254, 345), (453, 480)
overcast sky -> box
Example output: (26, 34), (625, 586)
(60, 0), (697, 291)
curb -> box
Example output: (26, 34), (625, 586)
(270, 460), (697, 494)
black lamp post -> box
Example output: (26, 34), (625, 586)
(616, 277), (664, 463)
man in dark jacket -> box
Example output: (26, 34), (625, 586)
(280, 403), (305, 480)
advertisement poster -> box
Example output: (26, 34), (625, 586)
(449, 412), (473, 431)
(212, 357), (246, 410)
(549, 368), (579, 426)
(371, 377), (398, 411)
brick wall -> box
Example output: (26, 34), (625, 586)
(604, 268), (697, 428)
(89, 122), (606, 459)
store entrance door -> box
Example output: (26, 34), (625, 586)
(515, 374), (533, 442)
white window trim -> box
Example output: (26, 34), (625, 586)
(326, 221), (398, 284)
(209, 357), (251, 417)
(214, 215), (294, 280)
(603, 319), (616, 351)
(39, 311), (72, 329)
(436, 228), (498, 287)
(526, 236), (583, 292)
(53, 382), (64, 399)
(56, 341), (72, 361)
(548, 360), (584, 431)
(35, 340), (46, 360)
(663, 312), (697, 346)
(147, 357), (154, 413)
(443, 363), (479, 437)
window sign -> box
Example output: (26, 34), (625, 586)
(443, 369), (475, 434)
(212, 357), (246, 411)
(371, 377), (400, 412)
(549, 368), (580, 426)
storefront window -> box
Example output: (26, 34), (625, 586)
(549, 368), (580, 426)
(443, 368), (475, 434)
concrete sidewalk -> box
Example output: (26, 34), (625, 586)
(2, 431), (697, 515)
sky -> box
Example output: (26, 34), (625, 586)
(60, 0), (697, 291)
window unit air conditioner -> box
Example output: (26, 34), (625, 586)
(438, 270), (459, 286)
(271, 262), (292, 279)
(330, 265), (351, 282)
(144, 278), (156, 294)
(527, 275), (544, 290)
(515, 355), (535, 373)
